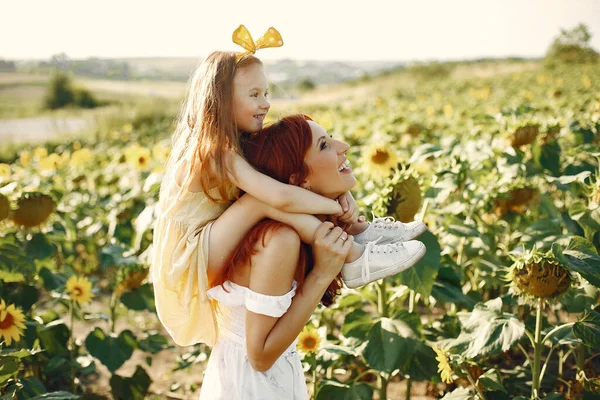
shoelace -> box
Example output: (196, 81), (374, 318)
(362, 237), (406, 284)
(371, 214), (405, 230)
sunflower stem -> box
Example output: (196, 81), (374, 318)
(531, 297), (544, 399)
(311, 355), (318, 399)
(405, 377), (412, 400)
(109, 292), (118, 334)
(69, 300), (76, 394)
(517, 342), (532, 366)
(464, 366), (486, 400)
(378, 280), (389, 318)
(379, 373), (389, 400)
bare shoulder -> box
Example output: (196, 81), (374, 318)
(248, 226), (300, 296)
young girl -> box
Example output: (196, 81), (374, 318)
(150, 26), (426, 348)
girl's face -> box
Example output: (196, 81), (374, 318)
(232, 63), (270, 133)
(302, 121), (356, 199)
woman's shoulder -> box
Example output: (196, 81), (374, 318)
(207, 281), (297, 317)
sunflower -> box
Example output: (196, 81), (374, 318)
(33, 147), (48, 160)
(433, 346), (454, 384)
(10, 193), (55, 228)
(361, 144), (399, 177)
(297, 327), (321, 354)
(0, 163), (10, 180)
(0, 299), (26, 346)
(125, 145), (152, 171)
(152, 143), (171, 164)
(507, 248), (572, 299)
(40, 153), (64, 172)
(509, 124), (540, 147)
(66, 275), (94, 306)
(19, 151), (31, 168)
(388, 175), (422, 223)
(69, 148), (93, 167)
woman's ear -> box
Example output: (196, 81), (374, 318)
(289, 173), (301, 186)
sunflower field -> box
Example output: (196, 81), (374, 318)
(1, 61), (600, 400)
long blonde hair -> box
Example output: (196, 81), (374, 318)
(161, 51), (263, 207)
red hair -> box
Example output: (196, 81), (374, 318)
(212, 115), (342, 306)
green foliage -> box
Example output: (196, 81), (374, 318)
(545, 23), (599, 66)
(43, 71), (99, 110)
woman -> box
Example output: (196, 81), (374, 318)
(199, 115), (425, 399)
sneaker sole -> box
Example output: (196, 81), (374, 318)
(343, 243), (427, 289)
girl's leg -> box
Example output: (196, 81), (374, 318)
(208, 194), (363, 276)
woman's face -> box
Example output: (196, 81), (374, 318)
(302, 121), (357, 199)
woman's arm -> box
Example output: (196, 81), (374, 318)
(245, 222), (352, 372)
(225, 151), (342, 215)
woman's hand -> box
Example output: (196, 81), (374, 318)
(311, 222), (353, 281)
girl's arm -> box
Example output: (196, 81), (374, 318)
(225, 151), (341, 215)
(245, 222), (352, 372)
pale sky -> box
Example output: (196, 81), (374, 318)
(3, 0), (600, 62)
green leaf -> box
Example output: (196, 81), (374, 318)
(362, 319), (437, 380)
(477, 368), (507, 393)
(341, 309), (375, 340)
(30, 392), (81, 400)
(138, 333), (169, 354)
(0, 356), (19, 385)
(109, 365), (152, 400)
(396, 230), (442, 296)
(17, 376), (47, 398)
(437, 298), (525, 358)
(12, 284), (40, 312)
(532, 140), (561, 176)
(39, 268), (68, 291)
(0, 270), (25, 283)
(441, 387), (475, 400)
(85, 328), (137, 373)
(573, 309), (600, 349)
(37, 320), (70, 357)
(25, 233), (57, 260)
(316, 380), (373, 400)
(120, 284), (155, 312)
(100, 244), (138, 270)
(431, 279), (476, 308)
(552, 237), (600, 288)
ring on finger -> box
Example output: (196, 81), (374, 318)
(339, 233), (348, 242)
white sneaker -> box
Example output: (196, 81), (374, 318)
(353, 216), (427, 245)
(342, 238), (426, 289)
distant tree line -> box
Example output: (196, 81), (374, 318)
(44, 71), (100, 110)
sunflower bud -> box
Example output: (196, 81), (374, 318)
(11, 193), (56, 228)
(510, 124), (540, 147)
(508, 249), (572, 299)
(494, 187), (538, 216)
(389, 176), (422, 223)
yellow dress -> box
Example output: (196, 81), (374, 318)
(150, 169), (234, 347)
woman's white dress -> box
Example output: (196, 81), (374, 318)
(199, 281), (308, 400)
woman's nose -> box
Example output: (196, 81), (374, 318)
(336, 140), (350, 154)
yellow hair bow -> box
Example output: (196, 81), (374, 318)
(232, 25), (283, 63)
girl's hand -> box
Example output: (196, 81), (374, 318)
(311, 222), (353, 281)
(337, 191), (360, 225)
